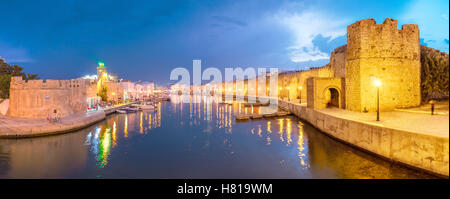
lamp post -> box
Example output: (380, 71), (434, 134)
(279, 87), (282, 99)
(298, 86), (302, 104)
(374, 79), (381, 121)
(287, 87), (290, 101)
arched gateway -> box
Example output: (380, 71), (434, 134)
(306, 77), (344, 110)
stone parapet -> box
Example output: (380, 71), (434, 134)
(279, 100), (449, 177)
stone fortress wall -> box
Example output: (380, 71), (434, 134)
(277, 46), (344, 101)
(276, 18), (421, 112)
(7, 76), (90, 118)
(345, 18), (421, 112)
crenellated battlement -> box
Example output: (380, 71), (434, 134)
(347, 18), (420, 61)
(10, 76), (88, 90)
(347, 18), (418, 33)
(7, 76), (89, 118)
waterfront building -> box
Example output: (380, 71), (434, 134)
(120, 80), (136, 101)
(119, 80), (154, 101)
(105, 81), (124, 103)
(85, 78), (101, 110)
(7, 76), (90, 118)
(136, 81), (154, 100)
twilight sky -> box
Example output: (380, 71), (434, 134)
(0, 0), (448, 85)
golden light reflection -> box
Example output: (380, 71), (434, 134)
(97, 127), (111, 168)
(267, 121), (272, 133)
(257, 125), (262, 137)
(180, 101), (183, 117)
(286, 118), (292, 145)
(198, 101), (201, 119)
(149, 113), (152, 130)
(112, 121), (117, 147)
(140, 111), (143, 134)
(297, 121), (308, 168)
(124, 115), (128, 138)
(158, 102), (161, 127)
(278, 118), (284, 142)
(190, 102), (193, 119)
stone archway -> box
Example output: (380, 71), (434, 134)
(306, 77), (344, 110)
(327, 88), (339, 108)
(321, 85), (341, 109)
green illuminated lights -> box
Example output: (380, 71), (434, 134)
(98, 61), (105, 67)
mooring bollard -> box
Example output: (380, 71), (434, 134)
(429, 100), (435, 115)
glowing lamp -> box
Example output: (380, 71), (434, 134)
(374, 80), (382, 87)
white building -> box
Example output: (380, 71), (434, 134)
(119, 80), (154, 101)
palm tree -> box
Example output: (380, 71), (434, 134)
(23, 73), (39, 81)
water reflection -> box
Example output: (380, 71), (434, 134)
(0, 95), (437, 179)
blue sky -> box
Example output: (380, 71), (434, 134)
(0, 0), (448, 84)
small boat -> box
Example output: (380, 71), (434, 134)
(137, 102), (156, 110)
(140, 105), (155, 110)
(116, 109), (127, 114)
(118, 107), (139, 113)
(130, 104), (140, 108)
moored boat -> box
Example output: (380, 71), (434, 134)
(116, 109), (127, 114)
(118, 107), (139, 113)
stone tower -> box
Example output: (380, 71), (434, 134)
(345, 18), (421, 112)
(97, 61), (106, 80)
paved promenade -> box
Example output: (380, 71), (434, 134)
(318, 107), (449, 138)
(290, 102), (449, 138)
(0, 111), (105, 138)
(0, 101), (138, 138)
(280, 100), (449, 177)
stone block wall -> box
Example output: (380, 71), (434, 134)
(7, 76), (88, 118)
(105, 82), (125, 102)
(345, 18), (421, 112)
(330, 45), (347, 78)
(277, 64), (334, 101)
(306, 77), (343, 109)
(280, 100), (449, 177)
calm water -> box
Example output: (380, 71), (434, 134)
(0, 96), (435, 179)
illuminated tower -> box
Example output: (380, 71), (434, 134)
(345, 18), (420, 112)
(97, 61), (107, 81)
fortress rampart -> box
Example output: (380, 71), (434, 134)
(274, 18), (421, 112)
(7, 76), (89, 118)
(277, 46), (344, 101)
(345, 18), (421, 111)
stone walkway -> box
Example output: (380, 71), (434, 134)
(0, 111), (105, 138)
(317, 107), (449, 138)
(395, 100), (449, 116)
(287, 101), (449, 138)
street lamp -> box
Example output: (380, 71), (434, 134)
(287, 87), (290, 101)
(298, 86), (303, 104)
(279, 87), (282, 99)
(374, 79), (382, 121)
